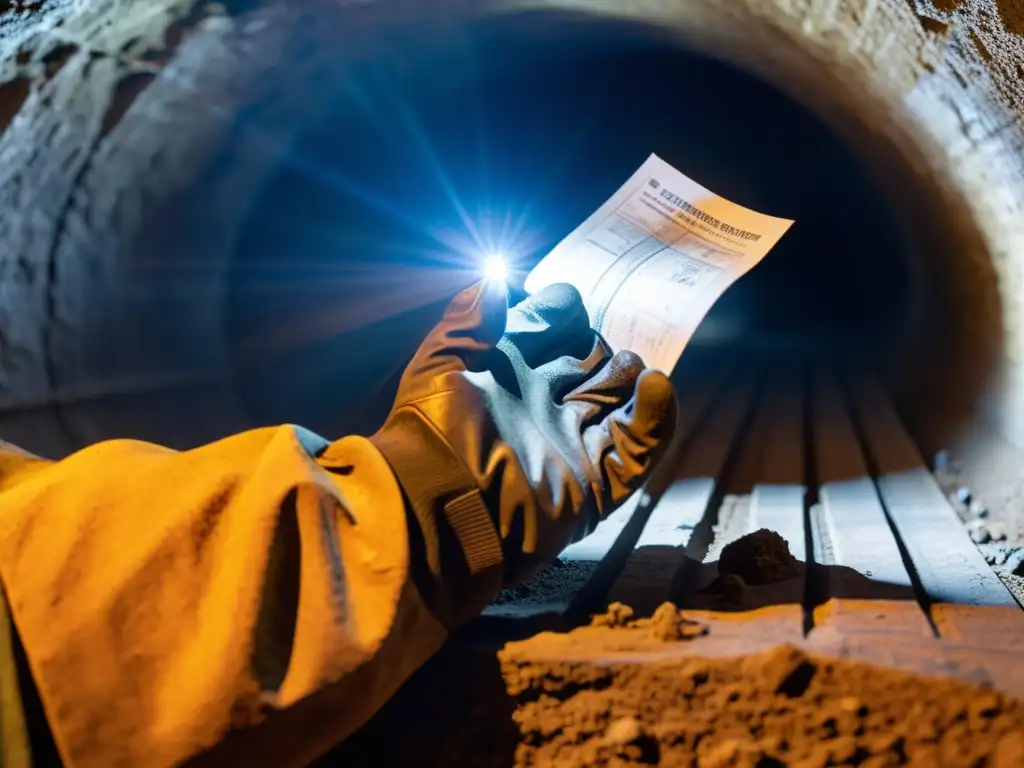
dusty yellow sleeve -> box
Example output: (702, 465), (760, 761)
(0, 426), (448, 768)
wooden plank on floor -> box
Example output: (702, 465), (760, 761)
(751, 369), (806, 562)
(673, 369), (805, 638)
(696, 370), (782, 566)
(809, 368), (933, 638)
(604, 372), (761, 618)
(846, 374), (1024, 649)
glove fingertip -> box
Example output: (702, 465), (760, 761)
(446, 278), (509, 347)
(478, 279), (512, 347)
(632, 369), (678, 442)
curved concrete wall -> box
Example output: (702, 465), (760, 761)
(0, 0), (1021, 460)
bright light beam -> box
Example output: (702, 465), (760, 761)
(482, 253), (508, 284)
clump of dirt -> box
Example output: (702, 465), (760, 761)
(718, 528), (801, 585)
(502, 642), (1024, 767)
(590, 601), (637, 628)
(590, 601), (709, 641)
(644, 603), (710, 642)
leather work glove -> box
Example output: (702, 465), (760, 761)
(366, 279), (677, 629)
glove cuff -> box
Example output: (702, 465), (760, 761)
(369, 408), (503, 630)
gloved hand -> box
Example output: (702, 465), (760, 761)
(366, 279), (677, 628)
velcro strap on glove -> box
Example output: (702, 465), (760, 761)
(370, 408), (504, 630)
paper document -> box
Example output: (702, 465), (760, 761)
(525, 154), (794, 373)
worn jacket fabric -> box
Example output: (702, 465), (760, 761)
(0, 427), (447, 768)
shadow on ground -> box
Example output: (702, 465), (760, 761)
(318, 632), (519, 768)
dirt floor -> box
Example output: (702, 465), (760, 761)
(328, 527), (1023, 767)
(327, 599), (1024, 767)
(501, 631), (1024, 767)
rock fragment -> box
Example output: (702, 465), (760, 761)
(988, 522), (1008, 542)
(967, 520), (992, 545)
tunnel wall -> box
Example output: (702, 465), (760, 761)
(0, 0), (1021, 459)
(0, 0), (315, 454)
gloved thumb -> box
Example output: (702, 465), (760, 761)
(504, 283), (594, 366)
(411, 278), (508, 377)
(588, 369), (678, 506)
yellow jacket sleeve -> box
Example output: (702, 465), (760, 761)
(0, 426), (448, 768)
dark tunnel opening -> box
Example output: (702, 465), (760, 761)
(228, 13), (918, 441)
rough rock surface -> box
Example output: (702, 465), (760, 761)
(0, 0), (308, 454)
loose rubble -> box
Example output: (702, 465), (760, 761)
(1003, 548), (1024, 577)
(933, 445), (1024, 607)
(492, 558), (597, 608)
